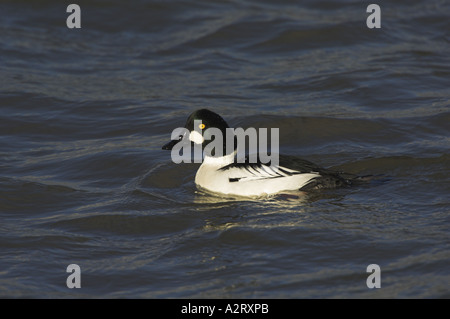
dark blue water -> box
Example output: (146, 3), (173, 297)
(0, 0), (449, 298)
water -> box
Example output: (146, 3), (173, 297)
(0, 0), (449, 298)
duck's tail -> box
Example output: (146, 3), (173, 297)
(300, 172), (385, 191)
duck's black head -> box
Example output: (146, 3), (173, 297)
(184, 109), (229, 134)
(162, 109), (235, 156)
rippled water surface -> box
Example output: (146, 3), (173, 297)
(0, 0), (449, 298)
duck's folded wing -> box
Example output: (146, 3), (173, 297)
(218, 154), (354, 188)
(219, 161), (312, 183)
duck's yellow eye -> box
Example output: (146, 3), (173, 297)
(199, 123), (206, 130)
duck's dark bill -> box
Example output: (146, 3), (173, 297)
(162, 139), (178, 150)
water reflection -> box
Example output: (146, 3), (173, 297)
(193, 187), (311, 206)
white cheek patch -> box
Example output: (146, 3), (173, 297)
(189, 130), (204, 144)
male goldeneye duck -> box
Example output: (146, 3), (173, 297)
(162, 109), (356, 197)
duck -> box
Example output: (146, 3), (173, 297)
(162, 109), (359, 197)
